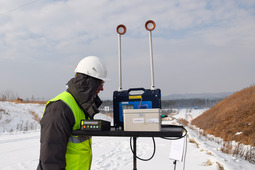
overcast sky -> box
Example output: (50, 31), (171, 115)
(0, 0), (254, 100)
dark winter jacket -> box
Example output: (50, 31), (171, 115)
(37, 73), (102, 170)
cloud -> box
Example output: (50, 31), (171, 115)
(0, 0), (255, 99)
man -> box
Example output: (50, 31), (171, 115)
(37, 56), (108, 170)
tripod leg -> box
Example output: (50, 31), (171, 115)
(173, 160), (177, 170)
(133, 137), (137, 170)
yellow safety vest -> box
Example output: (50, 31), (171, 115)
(46, 91), (92, 170)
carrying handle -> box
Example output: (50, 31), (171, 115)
(127, 88), (146, 94)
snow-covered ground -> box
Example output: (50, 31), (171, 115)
(0, 102), (43, 133)
(0, 101), (254, 170)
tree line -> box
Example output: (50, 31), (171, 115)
(100, 98), (224, 110)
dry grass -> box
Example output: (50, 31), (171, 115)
(203, 149), (214, 156)
(189, 138), (200, 148)
(192, 85), (255, 146)
(203, 159), (213, 166)
(10, 98), (46, 104)
(216, 161), (225, 170)
(29, 110), (41, 123)
(220, 142), (233, 154)
(178, 118), (189, 126)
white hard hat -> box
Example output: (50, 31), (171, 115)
(75, 56), (108, 81)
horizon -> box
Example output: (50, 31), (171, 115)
(0, 89), (236, 101)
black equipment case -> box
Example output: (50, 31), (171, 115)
(113, 88), (161, 129)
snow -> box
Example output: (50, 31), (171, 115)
(235, 132), (243, 136)
(0, 101), (254, 170)
(0, 102), (44, 133)
(0, 130), (40, 169)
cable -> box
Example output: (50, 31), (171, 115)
(127, 106), (187, 167)
(129, 91), (157, 161)
(129, 137), (156, 161)
(160, 113), (188, 140)
(138, 95), (143, 109)
(160, 127), (187, 140)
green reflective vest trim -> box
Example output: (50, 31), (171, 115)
(46, 91), (92, 170)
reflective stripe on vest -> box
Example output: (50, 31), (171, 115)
(68, 135), (91, 143)
(46, 91), (92, 170)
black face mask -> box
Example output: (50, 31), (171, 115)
(66, 73), (102, 119)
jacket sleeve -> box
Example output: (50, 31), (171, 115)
(37, 100), (75, 170)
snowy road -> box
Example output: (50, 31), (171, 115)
(1, 130), (254, 170)
(0, 130), (213, 170)
(0, 131), (40, 170)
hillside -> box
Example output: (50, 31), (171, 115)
(192, 85), (255, 146)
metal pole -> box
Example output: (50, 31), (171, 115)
(133, 137), (137, 170)
(118, 34), (122, 91)
(148, 31), (155, 90)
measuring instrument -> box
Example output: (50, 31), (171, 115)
(113, 20), (162, 130)
(80, 119), (111, 131)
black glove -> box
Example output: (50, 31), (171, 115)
(81, 95), (102, 119)
(94, 95), (102, 108)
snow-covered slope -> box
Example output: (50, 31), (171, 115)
(0, 102), (44, 133)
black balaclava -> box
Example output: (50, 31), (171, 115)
(66, 73), (102, 119)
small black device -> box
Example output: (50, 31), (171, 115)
(80, 119), (111, 131)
